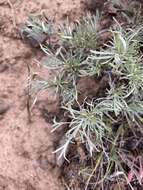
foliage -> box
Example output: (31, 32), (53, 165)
(26, 10), (143, 190)
(59, 13), (100, 50)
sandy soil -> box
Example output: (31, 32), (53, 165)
(0, 0), (83, 189)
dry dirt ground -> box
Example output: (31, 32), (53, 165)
(0, 0), (84, 189)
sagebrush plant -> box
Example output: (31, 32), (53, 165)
(38, 14), (103, 105)
(22, 16), (50, 34)
(21, 14), (54, 46)
(53, 101), (112, 159)
(59, 13), (100, 50)
(27, 12), (143, 189)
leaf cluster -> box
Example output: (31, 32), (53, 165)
(28, 13), (143, 189)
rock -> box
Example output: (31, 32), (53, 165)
(22, 30), (48, 47)
(0, 100), (9, 115)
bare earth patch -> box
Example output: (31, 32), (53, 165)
(0, 0), (83, 189)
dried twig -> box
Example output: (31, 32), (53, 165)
(7, 0), (17, 28)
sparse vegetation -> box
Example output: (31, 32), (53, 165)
(24, 1), (143, 189)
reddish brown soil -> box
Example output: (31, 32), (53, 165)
(0, 0), (84, 189)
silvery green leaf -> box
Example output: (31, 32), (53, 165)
(114, 31), (127, 54)
(41, 55), (63, 68)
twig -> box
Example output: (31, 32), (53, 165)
(27, 63), (32, 123)
(85, 152), (103, 190)
(7, 0), (17, 28)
